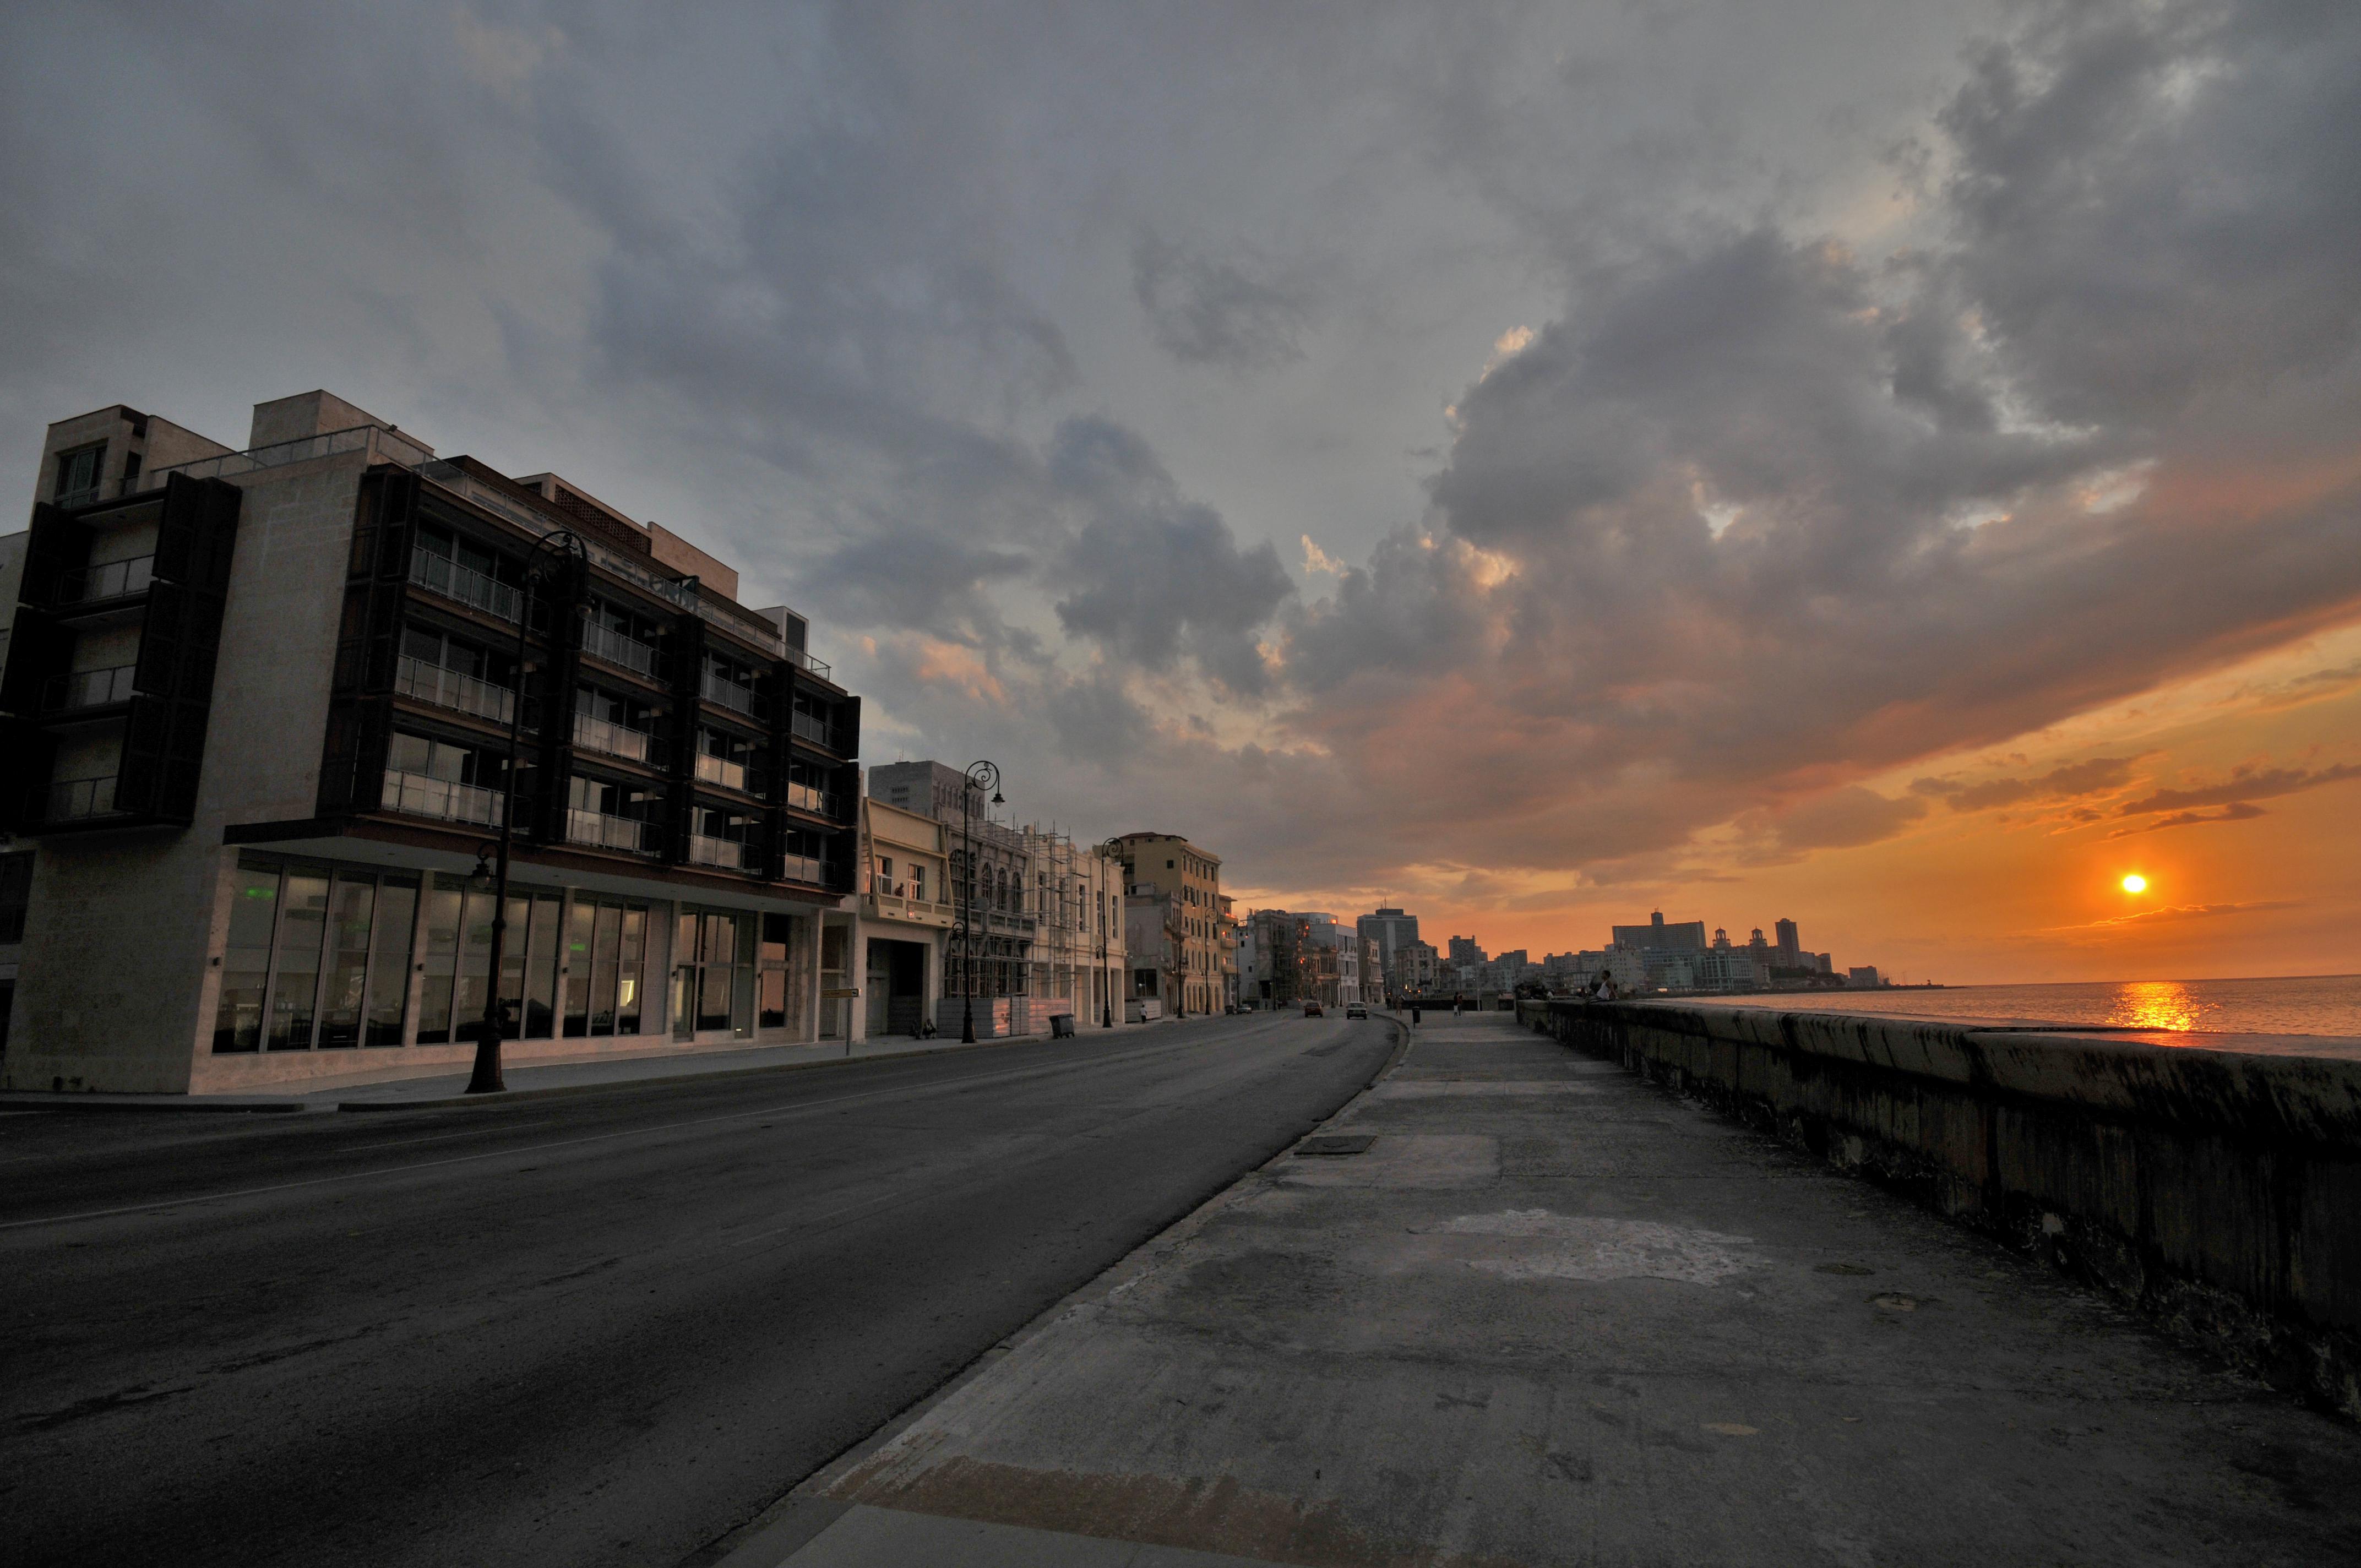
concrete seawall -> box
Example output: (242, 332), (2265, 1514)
(1524, 997), (2361, 1418)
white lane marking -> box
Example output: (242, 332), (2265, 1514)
(0, 1030), (1281, 1234)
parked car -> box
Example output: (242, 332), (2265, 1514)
(1303, 1000), (1325, 1017)
(1345, 1002), (1368, 1019)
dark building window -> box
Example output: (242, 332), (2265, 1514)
(51, 443), (105, 504)
(0, 852), (31, 943)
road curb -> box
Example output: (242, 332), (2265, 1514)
(0, 1095), (308, 1115)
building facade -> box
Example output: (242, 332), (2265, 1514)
(0, 391), (862, 1093)
(856, 794), (952, 1037)
(1109, 832), (1224, 1016)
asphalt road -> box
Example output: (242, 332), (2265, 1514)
(0, 1011), (1397, 1567)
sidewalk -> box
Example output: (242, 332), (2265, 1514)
(0, 1017), (1151, 1115)
(730, 1010), (2359, 1567)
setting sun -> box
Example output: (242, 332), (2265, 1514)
(2121, 874), (2148, 894)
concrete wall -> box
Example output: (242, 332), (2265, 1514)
(1525, 998), (2361, 1419)
(4, 454), (369, 1093)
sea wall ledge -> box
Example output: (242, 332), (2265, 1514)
(1524, 997), (2361, 1419)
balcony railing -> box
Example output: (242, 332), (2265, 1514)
(573, 711), (652, 763)
(700, 669), (758, 715)
(409, 547), (522, 623)
(790, 710), (847, 750)
(863, 889), (955, 924)
(379, 770), (504, 827)
(688, 834), (753, 870)
(394, 656), (516, 726)
(780, 852), (835, 886)
(693, 752), (751, 792)
(47, 776), (119, 821)
(56, 554), (155, 606)
(784, 780), (839, 819)
(47, 665), (138, 711)
(567, 809), (654, 853)
(151, 423), (437, 488)
(581, 620), (659, 677)
(784, 644), (833, 681)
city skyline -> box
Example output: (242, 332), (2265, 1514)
(4, 2), (2357, 986)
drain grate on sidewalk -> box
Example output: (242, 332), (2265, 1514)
(1294, 1133), (1377, 1156)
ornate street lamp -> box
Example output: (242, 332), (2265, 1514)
(466, 529), (588, 1095)
(959, 760), (1003, 1044)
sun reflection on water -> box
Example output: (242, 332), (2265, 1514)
(2106, 981), (2216, 1032)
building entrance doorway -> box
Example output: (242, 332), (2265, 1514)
(864, 938), (928, 1037)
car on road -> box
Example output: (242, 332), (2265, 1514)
(1303, 1000), (1324, 1017)
(1345, 1003), (1367, 1019)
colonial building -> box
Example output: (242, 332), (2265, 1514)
(863, 762), (1125, 1036)
(1109, 831), (1224, 1016)
(856, 794), (953, 1037)
(0, 390), (862, 1092)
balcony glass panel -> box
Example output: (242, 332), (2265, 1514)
(56, 555), (154, 605)
(780, 852), (834, 885)
(790, 710), (844, 748)
(566, 809), (654, 853)
(379, 770), (504, 827)
(408, 546), (521, 623)
(581, 621), (659, 677)
(48, 665), (138, 711)
(688, 834), (752, 870)
(573, 711), (652, 763)
(47, 775), (119, 820)
(394, 656), (516, 726)
(701, 669), (757, 715)
(693, 752), (749, 792)
(784, 780), (839, 818)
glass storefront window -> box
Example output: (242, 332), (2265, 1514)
(213, 864), (281, 1053)
(416, 881), (463, 1044)
(268, 870), (330, 1050)
(589, 901), (620, 1035)
(456, 885), (497, 1041)
(670, 906), (757, 1039)
(367, 879), (418, 1047)
(564, 897), (596, 1037)
(616, 906), (645, 1035)
(315, 874), (378, 1048)
(524, 891), (561, 1038)
(213, 858), (623, 1055)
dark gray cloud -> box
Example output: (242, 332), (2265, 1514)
(1130, 230), (1315, 370)
(1, 0), (2356, 905)
(2105, 802), (2268, 838)
(1912, 756), (2140, 811)
(2119, 761), (2361, 816)
(1049, 419), (1293, 694)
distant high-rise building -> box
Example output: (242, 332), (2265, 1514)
(1610, 911), (1707, 951)
(1448, 934), (1486, 967)
(1358, 907), (1420, 971)
(1774, 918), (1800, 970)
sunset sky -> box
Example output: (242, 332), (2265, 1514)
(4, 1), (2357, 982)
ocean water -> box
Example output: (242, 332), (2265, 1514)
(1717, 973), (2361, 1038)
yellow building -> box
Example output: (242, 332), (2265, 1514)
(1109, 832), (1225, 1016)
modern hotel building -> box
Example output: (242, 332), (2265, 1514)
(0, 390), (862, 1093)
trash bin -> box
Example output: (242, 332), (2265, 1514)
(1050, 1012), (1077, 1039)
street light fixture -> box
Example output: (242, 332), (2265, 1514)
(959, 760), (1002, 1045)
(466, 529), (589, 1096)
